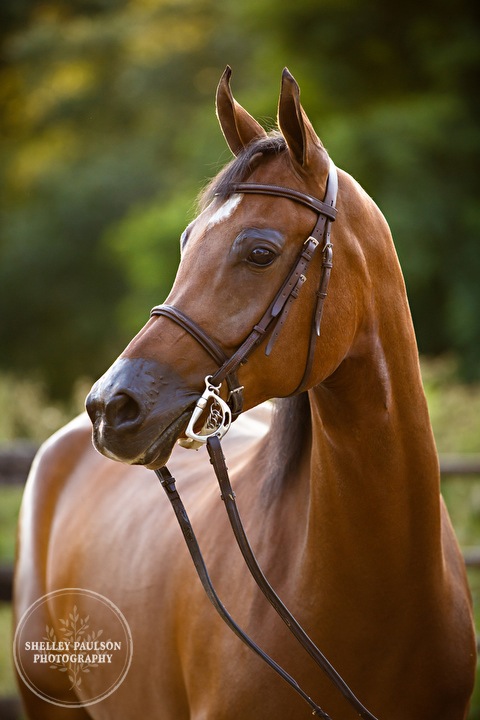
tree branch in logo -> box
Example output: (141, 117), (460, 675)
(44, 605), (107, 691)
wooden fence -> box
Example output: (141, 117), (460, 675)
(441, 455), (480, 570)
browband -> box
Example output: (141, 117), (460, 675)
(224, 182), (337, 221)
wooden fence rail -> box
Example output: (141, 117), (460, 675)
(0, 442), (37, 486)
(439, 455), (480, 478)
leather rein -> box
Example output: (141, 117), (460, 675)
(151, 159), (379, 719)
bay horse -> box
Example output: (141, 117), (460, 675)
(14, 67), (476, 719)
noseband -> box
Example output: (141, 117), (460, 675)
(150, 158), (338, 444)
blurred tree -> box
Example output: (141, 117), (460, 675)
(0, 0), (479, 398)
(0, 0), (227, 396)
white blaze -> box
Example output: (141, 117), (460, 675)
(206, 194), (243, 229)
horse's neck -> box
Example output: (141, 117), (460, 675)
(303, 311), (442, 599)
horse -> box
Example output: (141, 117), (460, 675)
(14, 66), (476, 720)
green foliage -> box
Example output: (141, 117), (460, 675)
(0, 486), (23, 563)
(0, 0), (479, 397)
(0, 601), (18, 696)
(0, 372), (87, 442)
(424, 356), (480, 454)
(105, 191), (191, 333)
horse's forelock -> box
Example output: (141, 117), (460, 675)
(198, 132), (286, 211)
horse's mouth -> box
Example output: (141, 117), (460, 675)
(90, 406), (195, 469)
(141, 409), (193, 469)
(141, 397), (226, 467)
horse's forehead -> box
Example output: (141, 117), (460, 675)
(184, 195), (245, 247)
(191, 156), (301, 239)
(205, 194), (243, 229)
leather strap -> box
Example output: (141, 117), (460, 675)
(229, 183), (337, 220)
(150, 305), (244, 418)
(210, 233), (323, 377)
(206, 436), (379, 720)
(292, 241), (333, 395)
(155, 465), (332, 720)
(151, 305), (228, 366)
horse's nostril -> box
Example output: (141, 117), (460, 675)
(85, 391), (101, 424)
(85, 388), (143, 430)
(105, 392), (143, 428)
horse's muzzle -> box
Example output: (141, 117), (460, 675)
(85, 357), (197, 467)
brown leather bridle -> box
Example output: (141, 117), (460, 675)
(151, 159), (379, 719)
(150, 158), (338, 435)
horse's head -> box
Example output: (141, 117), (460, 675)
(86, 67), (364, 468)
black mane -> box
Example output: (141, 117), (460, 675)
(262, 393), (312, 497)
(198, 132), (287, 210)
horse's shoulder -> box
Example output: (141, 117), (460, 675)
(15, 415), (96, 609)
(20, 414), (99, 539)
(28, 413), (95, 490)
(37, 411), (92, 459)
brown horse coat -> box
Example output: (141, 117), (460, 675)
(14, 67), (476, 719)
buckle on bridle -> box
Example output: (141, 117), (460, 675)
(182, 376), (232, 448)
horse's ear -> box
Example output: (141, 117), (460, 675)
(278, 68), (325, 169)
(216, 66), (267, 156)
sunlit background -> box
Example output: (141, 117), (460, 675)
(0, 0), (479, 716)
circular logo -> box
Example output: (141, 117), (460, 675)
(14, 588), (133, 708)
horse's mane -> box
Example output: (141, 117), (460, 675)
(261, 394), (312, 497)
(198, 132), (287, 210)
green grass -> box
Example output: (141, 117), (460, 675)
(0, 602), (17, 695)
(423, 356), (480, 454)
(1, 359), (480, 715)
(0, 487), (23, 701)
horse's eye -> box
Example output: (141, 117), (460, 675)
(247, 247), (277, 267)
